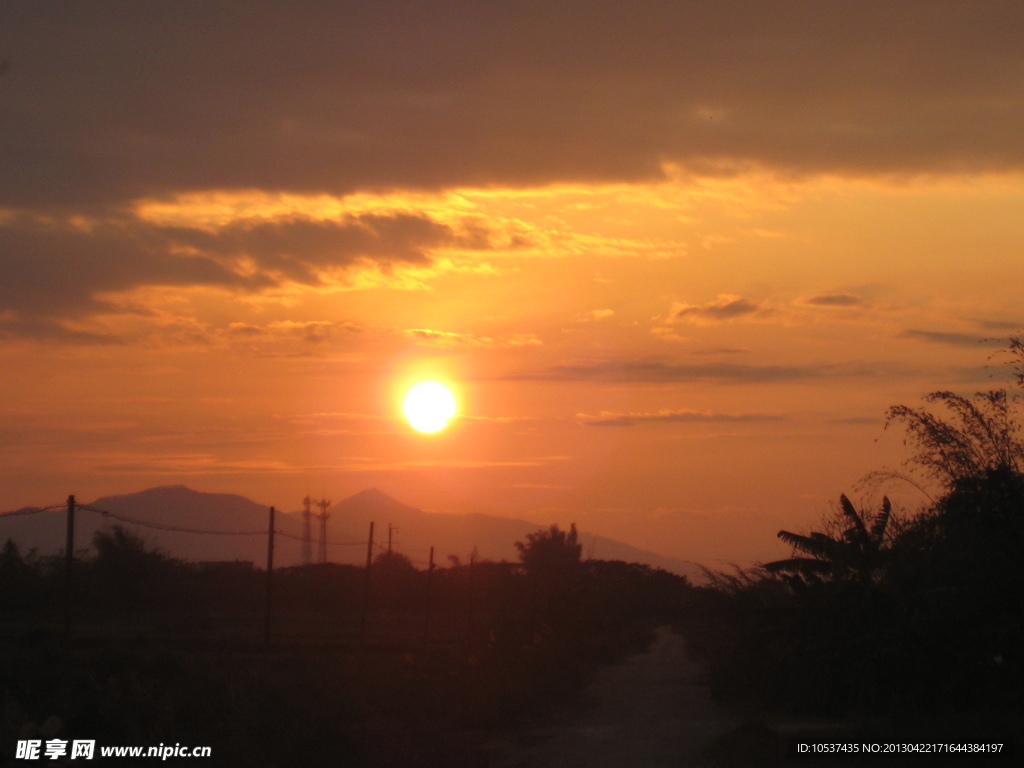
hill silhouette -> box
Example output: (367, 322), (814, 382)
(0, 486), (700, 577)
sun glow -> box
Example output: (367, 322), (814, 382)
(403, 381), (458, 433)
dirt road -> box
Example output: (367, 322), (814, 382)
(487, 627), (735, 768)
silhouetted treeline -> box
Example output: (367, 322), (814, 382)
(687, 367), (1024, 718)
(0, 523), (692, 767)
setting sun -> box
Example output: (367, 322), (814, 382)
(402, 381), (457, 433)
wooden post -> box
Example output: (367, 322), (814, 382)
(422, 546), (435, 645)
(63, 494), (75, 642)
(264, 506), (275, 648)
(360, 521), (374, 645)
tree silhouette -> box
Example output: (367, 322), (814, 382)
(0, 538), (38, 609)
(90, 525), (184, 610)
(372, 550), (418, 609)
(881, 381), (1024, 598)
(884, 389), (1024, 490)
(763, 495), (893, 584)
(515, 524), (583, 630)
(515, 523), (582, 581)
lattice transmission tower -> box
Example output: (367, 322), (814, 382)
(316, 497), (331, 564)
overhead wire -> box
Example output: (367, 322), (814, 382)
(275, 530), (365, 547)
(77, 504), (267, 536)
(2, 501), (440, 560)
(0, 504), (65, 518)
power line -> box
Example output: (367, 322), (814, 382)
(275, 530), (365, 547)
(0, 504), (65, 518)
(6, 500), (394, 555)
(77, 504), (267, 536)
(3, 501), (371, 545)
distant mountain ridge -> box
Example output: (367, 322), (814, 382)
(0, 486), (702, 579)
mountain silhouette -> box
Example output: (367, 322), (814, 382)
(0, 486), (701, 577)
(0, 486), (285, 566)
(323, 488), (701, 576)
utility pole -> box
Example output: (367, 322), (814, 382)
(360, 521), (374, 645)
(387, 524), (394, 554)
(63, 494), (75, 642)
(422, 546), (435, 646)
(316, 497), (331, 564)
(465, 552), (476, 656)
(264, 506), (275, 648)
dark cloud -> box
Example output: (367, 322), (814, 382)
(672, 295), (764, 323)
(0, 214), (265, 339)
(161, 213), (455, 282)
(0, 318), (124, 345)
(0, 212), (466, 336)
(581, 409), (786, 427)
(2, 2), (1023, 210)
(505, 359), (820, 384)
(900, 329), (1007, 347)
(799, 292), (866, 307)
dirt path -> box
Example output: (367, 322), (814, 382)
(486, 627), (735, 768)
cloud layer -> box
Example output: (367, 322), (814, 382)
(3, 2), (1023, 211)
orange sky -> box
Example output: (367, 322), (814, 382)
(2, 3), (1024, 566)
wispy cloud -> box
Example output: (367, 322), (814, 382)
(900, 329), (1006, 347)
(405, 328), (542, 348)
(973, 319), (1022, 331)
(575, 309), (615, 323)
(578, 409), (786, 427)
(92, 453), (303, 475)
(797, 292), (866, 308)
(831, 416), (882, 425)
(504, 359), (821, 384)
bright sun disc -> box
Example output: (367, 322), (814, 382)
(403, 381), (457, 433)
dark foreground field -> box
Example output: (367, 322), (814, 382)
(1, 534), (686, 767)
(2, 625), (649, 767)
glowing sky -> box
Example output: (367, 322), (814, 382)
(2, 2), (1024, 565)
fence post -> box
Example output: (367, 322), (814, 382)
(63, 494), (75, 642)
(264, 506), (275, 648)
